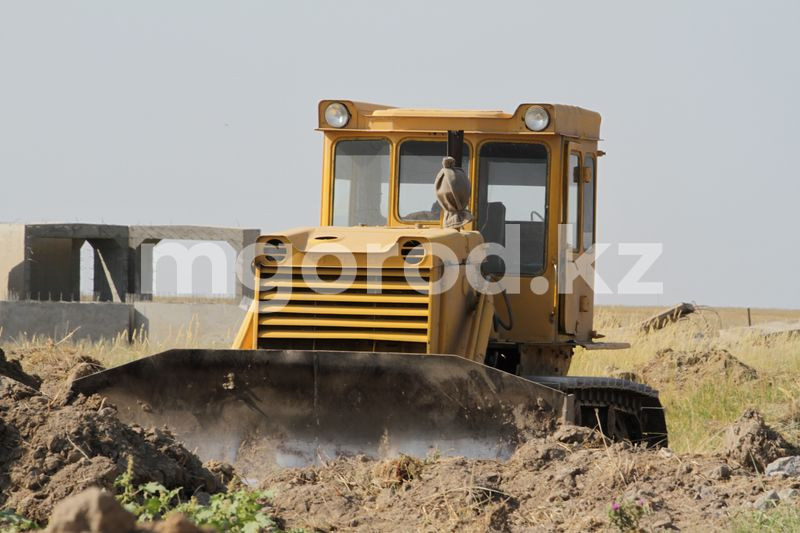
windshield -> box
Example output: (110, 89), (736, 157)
(398, 140), (471, 221)
(332, 139), (390, 226)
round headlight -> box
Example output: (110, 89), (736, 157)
(524, 105), (549, 131)
(324, 102), (350, 128)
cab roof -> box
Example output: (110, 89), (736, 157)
(317, 100), (601, 140)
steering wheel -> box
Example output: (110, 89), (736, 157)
(530, 210), (544, 222)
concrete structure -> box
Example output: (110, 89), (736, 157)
(127, 225), (261, 300)
(0, 300), (246, 347)
(0, 223), (260, 302)
(0, 301), (131, 342)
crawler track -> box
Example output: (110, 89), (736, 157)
(525, 376), (669, 447)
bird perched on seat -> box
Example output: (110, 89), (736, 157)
(435, 156), (473, 229)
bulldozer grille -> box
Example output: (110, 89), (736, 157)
(257, 266), (431, 353)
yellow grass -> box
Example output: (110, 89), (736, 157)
(0, 314), (229, 370)
(572, 306), (800, 454)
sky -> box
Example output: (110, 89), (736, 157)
(1, 1), (799, 308)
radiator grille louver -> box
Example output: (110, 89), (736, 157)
(262, 239), (288, 264)
(257, 266), (431, 352)
(400, 240), (425, 265)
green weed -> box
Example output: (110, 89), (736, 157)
(114, 457), (301, 532)
(0, 510), (39, 533)
(607, 499), (649, 532)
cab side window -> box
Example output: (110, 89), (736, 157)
(566, 153), (580, 250)
(332, 139), (390, 226)
(582, 154), (596, 251)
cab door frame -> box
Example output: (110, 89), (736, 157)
(558, 140), (597, 338)
(558, 142), (581, 335)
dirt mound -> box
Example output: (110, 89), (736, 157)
(0, 375), (224, 523)
(0, 347), (42, 389)
(636, 348), (757, 387)
(722, 408), (798, 471)
(261, 424), (798, 532)
(0, 343), (106, 401)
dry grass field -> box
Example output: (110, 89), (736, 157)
(3, 305), (800, 531)
(572, 306), (800, 454)
(5, 304), (800, 457)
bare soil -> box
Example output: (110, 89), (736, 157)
(261, 424), (799, 532)
(0, 348), (225, 524)
(2, 344), (800, 531)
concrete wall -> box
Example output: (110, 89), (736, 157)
(0, 223), (260, 302)
(0, 301), (130, 341)
(0, 225), (26, 300)
(0, 300), (245, 347)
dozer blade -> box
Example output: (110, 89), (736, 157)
(70, 349), (569, 476)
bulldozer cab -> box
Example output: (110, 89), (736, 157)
(317, 101), (601, 350)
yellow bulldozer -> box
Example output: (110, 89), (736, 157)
(73, 101), (667, 474)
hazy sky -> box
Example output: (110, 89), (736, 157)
(1, 1), (799, 308)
